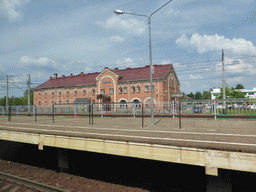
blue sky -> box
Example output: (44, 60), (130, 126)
(1, 0), (256, 97)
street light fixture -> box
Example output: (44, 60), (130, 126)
(114, 1), (173, 125)
(114, 10), (123, 15)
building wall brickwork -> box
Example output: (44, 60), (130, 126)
(33, 64), (180, 106)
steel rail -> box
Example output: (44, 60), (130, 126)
(0, 172), (71, 192)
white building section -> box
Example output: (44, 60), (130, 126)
(211, 88), (256, 100)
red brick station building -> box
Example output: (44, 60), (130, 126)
(33, 64), (180, 106)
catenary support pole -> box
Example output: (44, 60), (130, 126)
(52, 104), (54, 123)
(179, 101), (181, 129)
(6, 75), (8, 106)
(35, 105), (37, 122)
(222, 49), (226, 114)
(92, 103), (94, 125)
(28, 74), (31, 116)
(142, 102), (144, 128)
(89, 104), (91, 125)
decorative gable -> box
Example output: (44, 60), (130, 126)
(96, 67), (119, 81)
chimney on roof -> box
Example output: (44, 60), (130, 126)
(104, 67), (109, 69)
(54, 73), (57, 79)
(70, 73), (73, 77)
(114, 68), (119, 71)
(62, 75), (65, 79)
(80, 72), (84, 76)
(50, 76), (52, 80)
(126, 67), (131, 70)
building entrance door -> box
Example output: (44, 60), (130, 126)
(103, 98), (111, 111)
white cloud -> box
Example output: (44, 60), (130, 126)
(19, 56), (55, 65)
(226, 76), (245, 84)
(215, 58), (256, 75)
(117, 58), (134, 67)
(102, 15), (146, 35)
(189, 74), (203, 79)
(161, 60), (187, 70)
(0, 0), (31, 21)
(30, 72), (47, 79)
(110, 36), (124, 43)
(176, 33), (256, 54)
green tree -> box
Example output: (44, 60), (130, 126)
(202, 91), (211, 99)
(217, 86), (245, 99)
(235, 84), (244, 89)
(14, 97), (22, 105)
(187, 92), (194, 99)
(0, 97), (6, 106)
(8, 98), (14, 105)
(195, 92), (203, 100)
(22, 89), (34, 105)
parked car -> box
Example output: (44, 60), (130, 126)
(193, 107), (202, 113)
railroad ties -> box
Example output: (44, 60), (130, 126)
(0, 172), (71, 192)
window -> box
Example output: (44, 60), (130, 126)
(119, 88), (122, 94)
(137, 87), (140, 93)
(110, 88), (114, 94)
(153, 86), (155, 92)
(67, 100), (69, 105)
(52, 92), (54, 98)
(74, 91), (77, 96)
(83, 90), (86, 96)
(67, 91), (69, 97)
(59, 92), (61, 97)
(145, 86), (149, 92)
(45, 101), (47, 106)
(124, 87), (127, 93)
(45, 93), (47, 98)
(132, 87), (135, 93)
(39, 93), (41, 98)
(101, 89), (105, 94)
(133, 99), (141, 108)
(120, 100), (127, 108)
(52, 101), (54, 105)
(39, 101), (41, 106)
(59, 101), (61, 104)
(92, 90), (95, 95)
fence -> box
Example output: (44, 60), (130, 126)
(180, 98), (256, 117)
(0, 102), (145, 127)
(1, 99), (256, 127)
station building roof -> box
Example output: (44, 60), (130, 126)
(34, 64), (177, 90)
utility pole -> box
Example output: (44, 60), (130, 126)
(28, 74), (31, 115)
(6, 75), (9, 106)
(28, 74), (30, 106)
(6, 75), (8, 106)
(222, 49), (226, 114)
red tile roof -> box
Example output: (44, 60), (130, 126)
(34, 64), (174, 90)
(112, 64), (172, 82)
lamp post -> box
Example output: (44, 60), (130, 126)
(114, 0), (173, 125)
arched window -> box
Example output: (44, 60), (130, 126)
(133, 99), (141, 108)
(119, 100), (127, 108)
(66, 91), (69, 97)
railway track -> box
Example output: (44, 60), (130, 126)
(0, 172), (71, 192)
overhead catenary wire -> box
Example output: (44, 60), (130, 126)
(1, 47), (256, 97)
